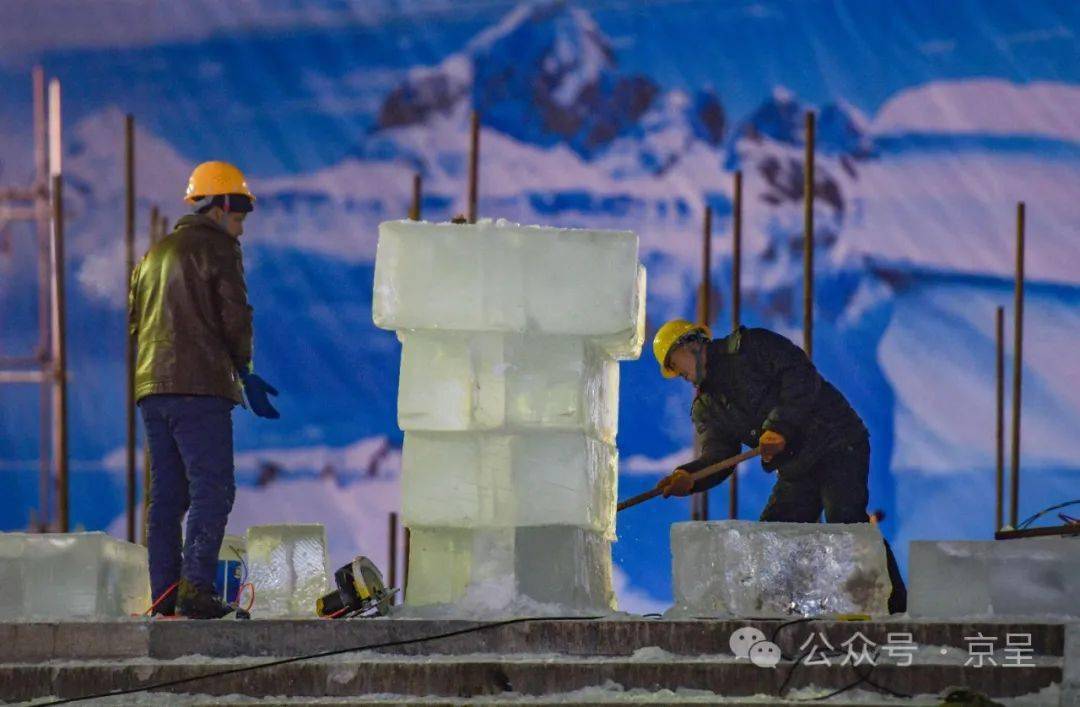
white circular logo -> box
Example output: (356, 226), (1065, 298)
(749, 640), (782, 668)
(729, 626), (767, 659)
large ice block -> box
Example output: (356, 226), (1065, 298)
(0, 532), (150, 620)
(397, 332), (618, 440)
(373, 219), (640, 337)
(671, 520), (892, 617)
(594, 265), (647, 361)
(401, 431), (617, 536)
(405, 525), (614, 612)
(909, 538), (1080, 618)
(246, 524), (330, 618)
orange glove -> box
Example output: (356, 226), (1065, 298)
(656, 469), (695, 498)
(759, 430), (787, 463)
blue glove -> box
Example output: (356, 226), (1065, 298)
(240, 371), (280, 419)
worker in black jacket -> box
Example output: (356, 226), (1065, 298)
(652, 319), (907, 613)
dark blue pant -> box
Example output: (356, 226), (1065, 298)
(140, 394), (236, 600)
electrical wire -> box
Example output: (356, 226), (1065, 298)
(228, 544), (249, 607)
(1017, 499), (1080, 529)
(766, 616), (912, 702)
(31, 614), (605, 706)
(236, 582), (255, 613)
(229, 545), (248, 587)
(141, 581), (179, 617)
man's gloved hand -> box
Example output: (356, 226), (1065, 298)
(759, 429), (786, 463)
(656, 468), (695, 498)
(240, 371), (280, 419)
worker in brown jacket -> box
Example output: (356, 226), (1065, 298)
(129, 161), (279, 619)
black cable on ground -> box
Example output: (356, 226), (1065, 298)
(31, 614), (604, 706)
(766, 617), (912, 702)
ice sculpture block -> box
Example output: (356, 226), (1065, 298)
(373, 219), (640, 338)
(671, 520), (892, 618)
(246, 524), (330, 617)
(0, 532), (149, 620)
(402, 431), (617, 535)
(397, 332), (619, 439)
(406, 526), (614, 611)
(595, 265), (647, 361)
(374, 218), (644, 616)
(909, 538), (1080, 618)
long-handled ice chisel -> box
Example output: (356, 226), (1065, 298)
(616, 447), (762, 512)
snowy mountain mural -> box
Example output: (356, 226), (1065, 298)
(1, 0), (1078, 608)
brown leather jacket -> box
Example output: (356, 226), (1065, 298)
(128, 214), (253, 404)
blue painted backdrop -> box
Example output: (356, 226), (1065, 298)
(1, 0), (1078, 608)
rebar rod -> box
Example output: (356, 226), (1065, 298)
(803, 111), (815, 359)
(730, 170), (743, 520)
(1009, 203), (1025, 528)
(467, 112), (479, 223)
(125, 115), (137, 543)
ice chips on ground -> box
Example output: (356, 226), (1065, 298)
(909, 538), (1080, 618)
(0, 532), (150, 620)
(401, 431), (617, 536)
(246, 524), (330, 618)
(671, 520), (892, 618)
(397, 332), (619, 439)
(373, 219), (641, 341)
(402, 525), (615, 614)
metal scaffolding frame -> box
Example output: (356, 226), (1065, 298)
(0, 67), (69, 531)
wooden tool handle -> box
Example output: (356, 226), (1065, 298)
(616, 447), (762, 513)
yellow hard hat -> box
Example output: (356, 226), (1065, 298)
(653, 318), (711, 378)
(184, 161), (255, 204)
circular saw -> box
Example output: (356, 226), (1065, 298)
(316, 555), (396, 618)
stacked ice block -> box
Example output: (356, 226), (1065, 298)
(246, 524), (331, 617)
(0, 532), (150, 620)
(374, 219), (645, 613)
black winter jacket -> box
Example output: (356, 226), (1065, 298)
(681, 327), (867, 491)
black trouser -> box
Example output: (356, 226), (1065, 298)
(759, 436), (907, 614)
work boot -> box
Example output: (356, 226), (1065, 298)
(177, 578), (233, 620)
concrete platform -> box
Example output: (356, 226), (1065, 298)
(0, 617), (1075, 705)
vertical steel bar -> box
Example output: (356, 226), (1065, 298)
(730, 170), (743, 520)
(467, 111), (479, 224)
(1009, 203), (1025, 528)
(125, 115), (137, 543)
(48, 79), (69, 532)
(50, 173), (69, 532)
(33, 66), (51, 531)
(409, 173), (422, 221)
(995, 306), (1004, 532)
(402, 527), (411, 603)
(803, 111), (815, 359)
(48, 80), (61, 176)
(698, 206), (712, 327)
(693, 206), (712, 522)
(149, 206), (159, 249)
(388, 512), (398, 600)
